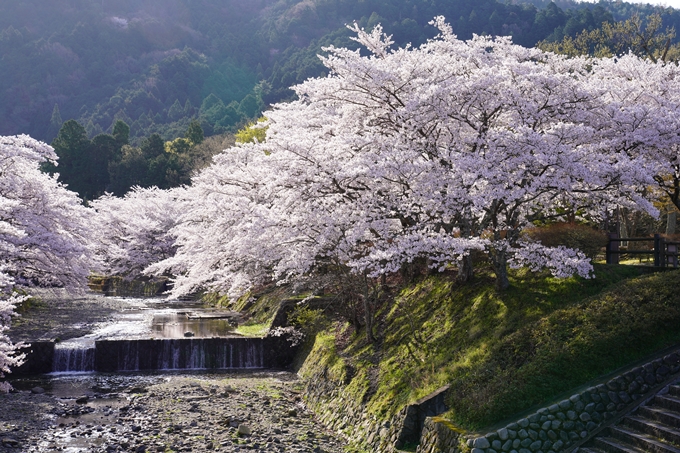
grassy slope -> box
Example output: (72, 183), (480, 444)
(202, 283), (311, 336)
(298, 265), (680, 431)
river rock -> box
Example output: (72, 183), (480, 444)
(0, 373), (345, 452)
(1, 437), (19, 447)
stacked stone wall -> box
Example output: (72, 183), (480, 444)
(303, 373), (451, 452)
(416, 351), (680, 453)
(303, 373), (394, 451)
(302, 350), (680, 453)
(417, 417), (466, 453)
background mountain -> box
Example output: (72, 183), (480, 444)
(1, 0), (679, 144)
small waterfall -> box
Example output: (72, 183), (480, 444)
(13, 336), (296, 376)
(95, 338), (267, 372)
(53, 345), (95, 372)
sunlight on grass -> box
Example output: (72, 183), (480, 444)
(235, 323), (268, 337)
(301, 266), (680, 431)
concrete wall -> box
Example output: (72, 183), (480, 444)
(10, 341), (55, 375)
(95, 336), (298, 371)
(11, 336), (298, 374)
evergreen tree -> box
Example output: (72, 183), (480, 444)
(183, 99), (194, 116)
(141, 134), (165, 159)
(185, 120), (204, 145)
(168, 99), (184, 121)
(46, 104), (63, 142)
(112, 120), (130, 147)
(51, 120), (92, 198)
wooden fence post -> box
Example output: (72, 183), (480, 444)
(653, 234), (664, 268)
(667, 242), (678, 268)
(606, 233), (619, 265)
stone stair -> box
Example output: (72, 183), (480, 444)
(578, 382), (680, 453)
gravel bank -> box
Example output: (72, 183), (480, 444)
(2, 372), (346, 452)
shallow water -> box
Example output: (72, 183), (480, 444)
(62, 297), (240, 347)
(4, 295), (337, 452)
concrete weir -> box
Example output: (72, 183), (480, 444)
(12, 337), (298, 375)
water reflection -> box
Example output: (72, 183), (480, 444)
(73, 297), (241, 341)
(150, 311), (235, 338)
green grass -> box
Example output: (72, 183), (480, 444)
(13, 294), (45, 315)
(300, 265), (680, 431)
(255, 382), (283, 399)
(203, 283), (315, 329)
(235, 323), (269, 337)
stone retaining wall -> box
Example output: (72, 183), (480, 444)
(303, 372), (451, 452)
(396, 385), (450, 449)
(303, 373), (391, 451)
(416, 351), (680, 453)
(418, 417), (466, 453)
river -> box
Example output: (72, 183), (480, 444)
(2, 292), (345, 452)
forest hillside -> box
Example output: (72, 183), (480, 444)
(2, 0), (680, 144)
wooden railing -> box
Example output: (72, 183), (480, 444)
(606, 233), (679, 268)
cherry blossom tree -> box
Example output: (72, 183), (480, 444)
(311, 19), (671, 289)
(91, 186), (186, 279)
(152, 17), (674, 336)
(0, 135), (96, 288)
(0, 271), (25, 392)
(0, 135), (97, 389)
(590, 54), (680, 227)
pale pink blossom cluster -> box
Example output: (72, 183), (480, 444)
(509, 241), (594, 279)
(0, 135), (97, 389)
(145, 19), (679, 295)
(91, 186), (185, 279)
(0, 271), (26, 392)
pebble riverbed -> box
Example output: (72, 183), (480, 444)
(1, 372), (346, 453)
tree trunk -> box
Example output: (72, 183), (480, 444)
(352, 302), (361, 332)
(457, 254), (474, 283)
(457, 215), (476, 283)
(363, 295), (375, 343)
(667, 207), (677, 235)
(361, 274), (376, 343)
(490, 247), (510, 291)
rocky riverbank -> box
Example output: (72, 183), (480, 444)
(4, 292), (346, 453)
(2, 372), (346, 453)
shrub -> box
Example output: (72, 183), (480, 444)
(289, 306), (330, 337)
